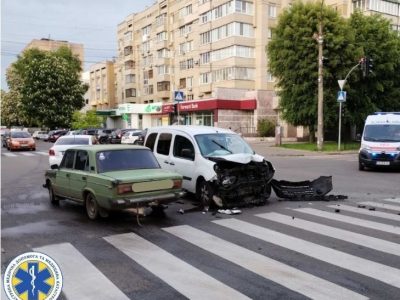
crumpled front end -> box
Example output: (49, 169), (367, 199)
(209, 158), (275, 208)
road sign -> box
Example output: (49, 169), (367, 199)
(338, 80), (346, 90)
(337, 90), (346, 102)
(174, 91), (184, 102)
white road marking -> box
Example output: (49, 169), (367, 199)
(213, 218), (400, 289)
(359, 201), (400, 212)
(383, 198), (400, 204)
(36, 151), (49, 155)
(2, 153), (17, 157)
(104, 232), (250, 300)
(164, 225), (367, 300)
(19, 152), (35, 156)
(327, 204), (400, 221)
(257, 212), (400, 256)
(34, 243), (129, 300)
(295, 207), (400, 235)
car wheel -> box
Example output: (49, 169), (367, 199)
(48, 182), (59, 205)
(264, 183), (272, 199)
(358, 161), (365, 171)
(196, 179), (214, 208)
(85, 193), (99, 220)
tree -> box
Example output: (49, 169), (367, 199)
(346, 11), (400, 128)
(6, 46), (87, 129)
(71, 110), (103, 129)
(267, 2), (359, 141)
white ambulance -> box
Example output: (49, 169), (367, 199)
(358, 112), (400, 170)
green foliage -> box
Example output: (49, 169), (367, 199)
(71, 110), (103, 129)
(257, 118), (276, 137)
(268, 2), (359, 134)
(346, 11), (400, 128)
(6, 46), (87, 129)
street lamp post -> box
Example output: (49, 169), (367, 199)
(317, 20), (324, 151)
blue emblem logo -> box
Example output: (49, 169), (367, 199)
(3, 252), (63, 300)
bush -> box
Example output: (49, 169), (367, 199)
(257, 118), (276, 137)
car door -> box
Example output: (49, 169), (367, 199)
(68, 150), (89, 201)
(169, 134), (197, 192)
(54, 150), (76, 197)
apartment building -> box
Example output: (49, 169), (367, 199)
(112, 0), (300, 136)
(88, 61), (116, 111)
(23, 38), (84, 66)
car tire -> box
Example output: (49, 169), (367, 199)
(48, 182), (59, 205)
(85, 193), (99, 220)
(358, 161), (365, 171)
(196, 179), (214, 208)
(264, 183), (272, 199)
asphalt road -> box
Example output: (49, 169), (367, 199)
(1, 140), (400, 299)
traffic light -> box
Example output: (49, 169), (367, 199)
(365, 57), (373, 75)
(359, 57), (366, 77)
(173, 103), (178, 114)
(341, 104), (346, 118)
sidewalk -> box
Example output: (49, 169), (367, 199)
(245, 138), (358, 157)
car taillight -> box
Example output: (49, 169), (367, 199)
(49, 149), (55, 156)
(117, 184), (133, 194)
(172, 179), (182, 189)
(117, 134), (121, 138)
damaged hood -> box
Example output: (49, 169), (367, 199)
(207, 153), (265, 164)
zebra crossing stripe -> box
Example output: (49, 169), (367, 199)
(164, 225), (367, 300)
(19, 152), (35, 156)
(383, 198), (400, 204)
(359, 201), (400, 212)
(213, 218), (400, 289)
(104, 233), (250, 300)
(295, 207), (400, 235)
(34, 243), (129, 300)
(327, 204), (400, 221)
(2, 153), (17, 157)
(257, 212), (400, 256)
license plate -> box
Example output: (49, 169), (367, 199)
(376, 161), (390, 166)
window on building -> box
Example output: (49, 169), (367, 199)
(125, 60), (135, 70)
(180, 78), (186, 89)
(157, 31), (167, 42)
(157, 81), (170, 91)
(186, 76), (193, 87)
(124, 46), (133, 56)
(125, 74), (136, 84)
(125, 88), (136, 98)
(269, 4), (277, 18)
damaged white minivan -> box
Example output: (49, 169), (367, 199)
(144, 126), (275, 208)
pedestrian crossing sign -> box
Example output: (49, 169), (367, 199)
(174, 91), (184, 102)
(337, 90), (346, 102)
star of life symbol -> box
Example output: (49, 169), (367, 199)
(3, 252), (63, 300)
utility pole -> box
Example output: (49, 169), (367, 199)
(316, 14), (324, 151)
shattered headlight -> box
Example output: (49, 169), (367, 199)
(221, 176), (237, 187)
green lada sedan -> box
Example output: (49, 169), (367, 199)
(43, 145), (185, 219)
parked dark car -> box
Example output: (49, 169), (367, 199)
(95, 129), (114, 144)
(108, 129), (139, 144)
(48, 130), (68, 143)
(2, 132), (10, 147)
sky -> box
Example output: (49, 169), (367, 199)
(1, 0), (155, 90)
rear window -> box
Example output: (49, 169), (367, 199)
(96, 149), (160, 173)
(55, 137), (90, 145)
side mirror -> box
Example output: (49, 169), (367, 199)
(50, 164), (59, 170)
(181, 148), (194, 160)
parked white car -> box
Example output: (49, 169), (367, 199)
(121, 130), (143, 144)
(32, 131), (49, 140)
(48, 135), (97, 166)
(144, 126), (275, 208)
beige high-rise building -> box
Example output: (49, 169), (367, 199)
(88, 61), (116, 111)
(24, 38), (84, 66)
(114, 0), (295, 135)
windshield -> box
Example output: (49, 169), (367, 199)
(55, 137), (90, 145)
(364, 124), (400, 142)
(195, 133), (254, 157)
(96, 149), (160, 173)
(11, 131), (31, 138)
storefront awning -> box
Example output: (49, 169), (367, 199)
(96, 110), (117, 116)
